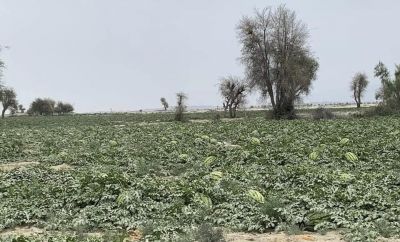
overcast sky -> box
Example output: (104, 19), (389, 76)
(0, 0), (399, 113)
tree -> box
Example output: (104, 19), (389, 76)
(175, 92), (187, 121)
(160, 97), (169, 111)
(374, 62), (400, 108)
(0, 48), (5, 81)
(0, 87), (18, 118)
(55, 101), (74, 115)
(18, 104), (25, 113)
(27, 98), (56, 115)
(219, 76), (246, 118)
(350, 73), (368, 108)
(237, 5), (318, 118)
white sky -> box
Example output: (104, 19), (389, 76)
(0, 0), (399, 112)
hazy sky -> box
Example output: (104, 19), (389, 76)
(0, 0), (399, 112)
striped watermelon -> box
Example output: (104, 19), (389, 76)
(210, 171), (223, 181)
(345, 152), (358, 161)
(309, 151), (319, 160)
(247, 189), (265, 204)
(204, 156), (216, 166)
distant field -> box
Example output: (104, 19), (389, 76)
(0, 111), (399, 241)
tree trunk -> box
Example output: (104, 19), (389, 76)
(228, 106), (234, 118)
(1, 108), (6, 119)
(357, 102), (361, 108)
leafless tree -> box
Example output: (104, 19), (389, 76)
(0, 87), (18, 118)
(350, 73), (368, 108)
(219, 76), (246, 118)
(175, 92), (187, 121)
(160, 97), (169, 111)
(237, 5), (318, 118)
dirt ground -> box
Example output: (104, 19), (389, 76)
(0, 161), (40, 171)
(226, 231), (344, 242)
(1, 227), (399, 241)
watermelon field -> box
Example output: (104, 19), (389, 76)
(0, 113), (399, 241)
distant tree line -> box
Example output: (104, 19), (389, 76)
(2, 6), (400, 120)
(27, 98), (74, 116)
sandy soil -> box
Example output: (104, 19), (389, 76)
(0, 161), (40, 172)
(1, 227), (399, 241)
(50, 163), (73, 171)
(226, 231), (344, 242)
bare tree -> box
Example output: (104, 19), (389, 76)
(237, 5), (318, 118)
(0, 87), (18, 118)
(175, 92), (187, 121)
(350, 73), (368, 108)
(160, 97), (169, 111)
(219, 76), (246, 118)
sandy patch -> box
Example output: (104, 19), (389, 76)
(190, 119), (211, 123)
(0, 227), (44, 237)
(50, 163), (73, 171)
(0, 161), (40, 172)
(226, 232), (400, 242)
(226, 231), (344, 242)
(221, 118), (245, 122)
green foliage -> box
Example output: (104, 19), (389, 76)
(374, 62), (400, 109)
(55, 102), (74, 115)
(27, 98), (56, 116)
(0, 114), (399, 240)
(312, 107), (335, 120)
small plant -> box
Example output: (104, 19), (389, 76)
(194, 223), (226, 242)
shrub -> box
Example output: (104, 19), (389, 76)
(194, 224), (226, 242)
(363, 104), (400, 117)
(312, 107), (335, 120)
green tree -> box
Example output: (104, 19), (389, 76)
(374, 62), (400, 108)
(28, 98), (56, 115)
(55, 101), (74, 115)
(160, 97), (169, 111)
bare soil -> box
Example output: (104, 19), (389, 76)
(50, 163), (73, 171)
(0, 161), (40, 172)
(1, 227), (399, 241)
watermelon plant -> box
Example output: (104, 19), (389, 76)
(0, 114), (399, 241)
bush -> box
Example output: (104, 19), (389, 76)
(194, 224), (226, 242)
(364, 104), (400, 117)
(312, 108), (335, 120)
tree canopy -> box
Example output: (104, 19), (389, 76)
(238, 5), (318, 118)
